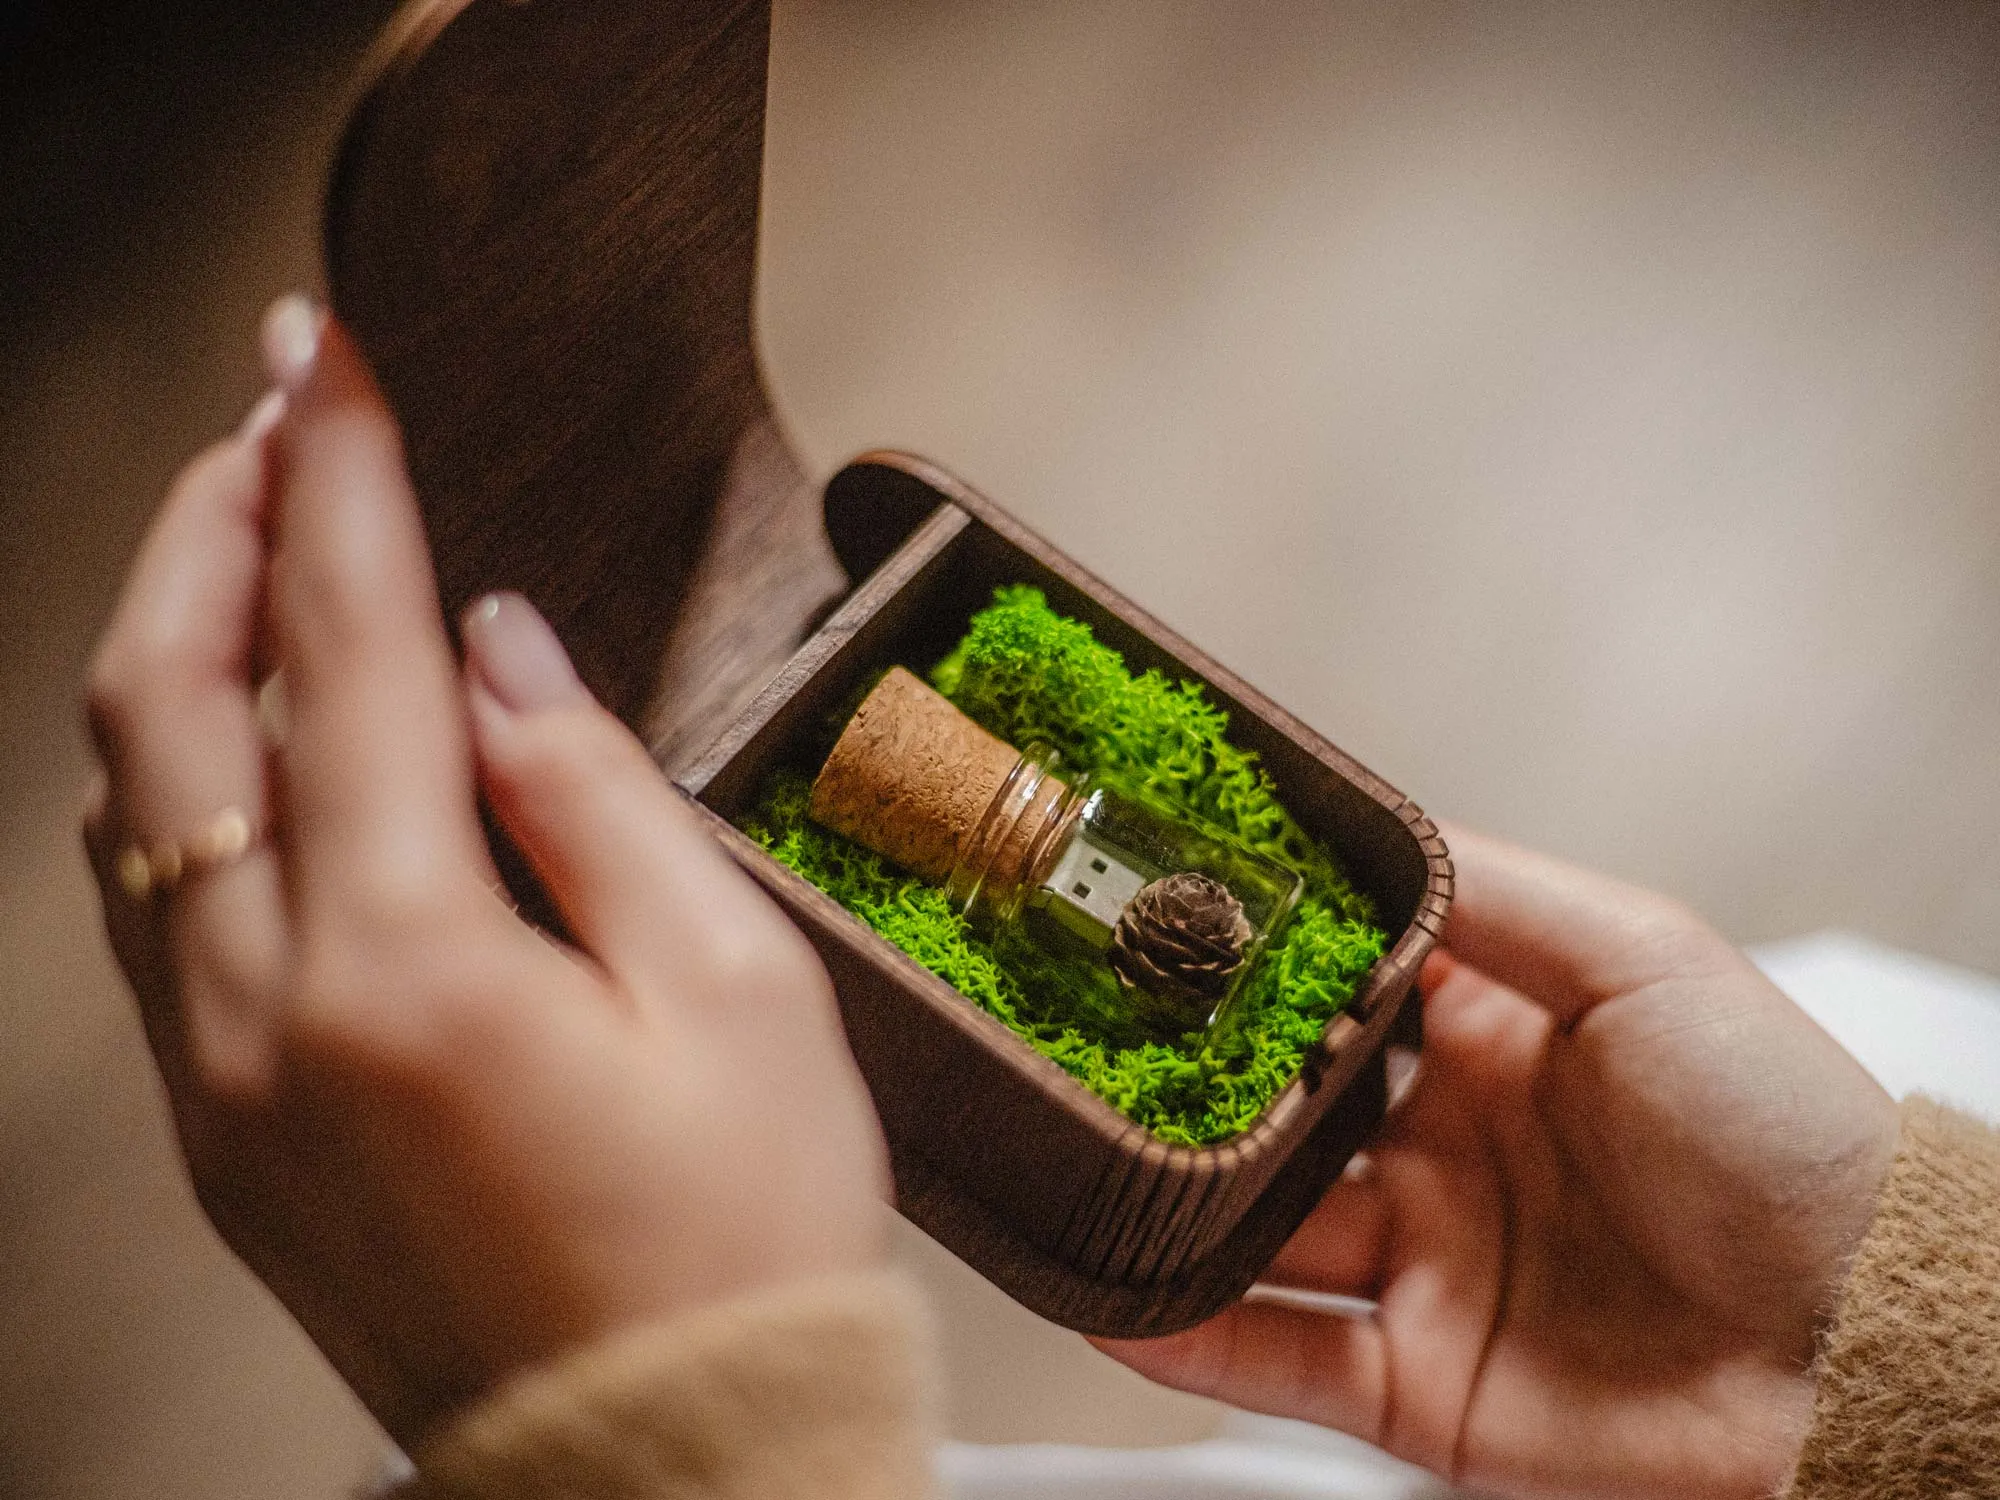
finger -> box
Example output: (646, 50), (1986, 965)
(81, 772), (174, 1035)
(1414, 948), (1553, 1069)
(83, 773), (159, 984)
(84, 402), (290, 1082)
(1258, 1160), (1391, 1299)
(87, 426), (267, 836)
(461, 592), (808, 999)
(1091, 1300), (1387, 1442)
(259, 297), (492, 919)
(1435, 821), (1734, 1027)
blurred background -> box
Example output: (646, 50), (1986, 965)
(3, 0), (1996, 1493)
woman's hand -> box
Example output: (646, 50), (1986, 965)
(1097, 827), (1900, 1500)
(81, 299), (890, 1447)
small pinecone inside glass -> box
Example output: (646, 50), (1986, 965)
(1109, 872), (1254, 1005)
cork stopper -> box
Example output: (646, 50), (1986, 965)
(810, 668), (1028, 883)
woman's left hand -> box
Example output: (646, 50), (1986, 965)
(81, 299), (890, 1446)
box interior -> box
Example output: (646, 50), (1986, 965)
(689, 462), (1431, 982)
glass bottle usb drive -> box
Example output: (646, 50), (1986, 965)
(810, 668), (1301, 1041)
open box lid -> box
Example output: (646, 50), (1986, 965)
(327, 0), (924, 774)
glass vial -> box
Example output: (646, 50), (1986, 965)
(947, 744), (1303, 1043)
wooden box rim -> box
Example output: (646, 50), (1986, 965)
(678, 449), (1453, 1165)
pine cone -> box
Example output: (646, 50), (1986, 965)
(1109, 872), (1253, 1005)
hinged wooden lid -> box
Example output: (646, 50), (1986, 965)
(328, 0), (923, 776)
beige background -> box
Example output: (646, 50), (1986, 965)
(2, 1), (1995, 1493)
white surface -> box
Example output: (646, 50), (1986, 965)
(1753, 932), (2000, 1119)
(943, 1413), (1450, 1500)
(942, 933), (2000, 1497)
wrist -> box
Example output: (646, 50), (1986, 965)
(396, 1270), (935, 1500)
(1806, 1088), (1901, 1330)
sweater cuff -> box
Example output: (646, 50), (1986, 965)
(392, 1270), (936, 1500)
(1786, 1096), (2000, 1499)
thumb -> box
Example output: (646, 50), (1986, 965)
(1435, 822), (1742, 1028)
(460, 592), (802, 1000)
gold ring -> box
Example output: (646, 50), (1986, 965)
(116, 805), (259, 902)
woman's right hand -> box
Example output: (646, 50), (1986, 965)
(81, 299), (892, 1449)
(1098, 827), (1901, 1500)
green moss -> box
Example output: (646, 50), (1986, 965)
(739, 586), (1388, 1147)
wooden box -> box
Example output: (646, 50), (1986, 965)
(327, 0), (1451, 1337)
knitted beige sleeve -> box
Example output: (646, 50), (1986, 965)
(1786, 1096), (2000, 1500)
(393, 1270), (936, 1500)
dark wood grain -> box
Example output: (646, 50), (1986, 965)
(324, 0), (1452, 1337)
(327, 0), (843, 760)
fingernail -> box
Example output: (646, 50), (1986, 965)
(239, 388), (286, 442)
(463, 593), (585, 714)
(260, 294), (325, 390)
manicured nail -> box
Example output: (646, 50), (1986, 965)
(260, 295), (325, 390)
(239, 388), (286, 442)
(463, 593), (585, 714)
